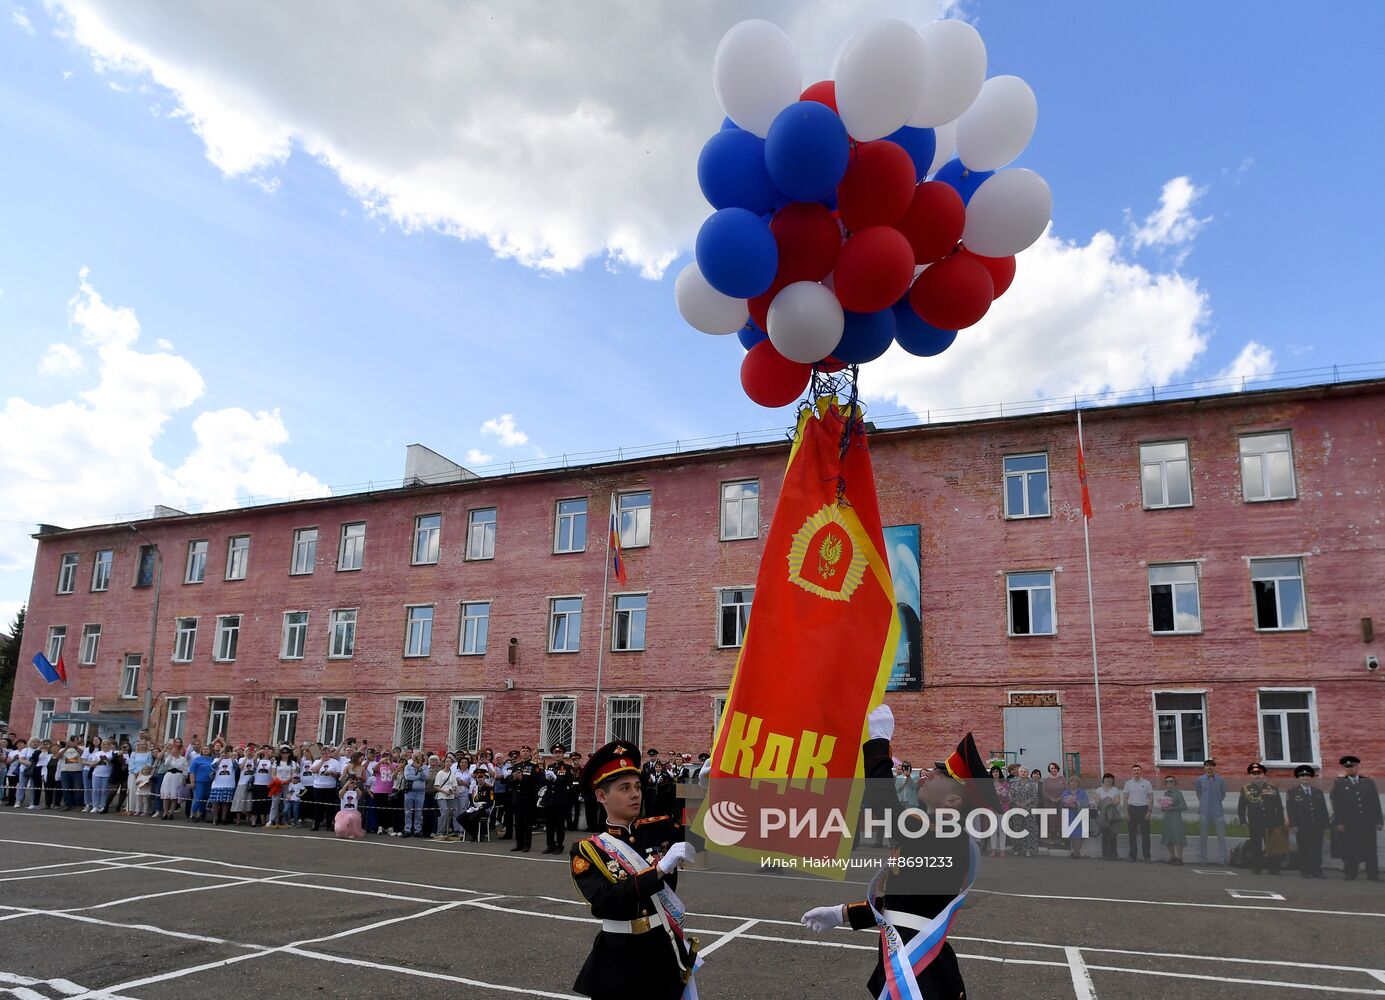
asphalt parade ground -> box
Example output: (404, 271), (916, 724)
(2, 810), (1383, 1000)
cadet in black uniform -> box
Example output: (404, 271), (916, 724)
(508, 745), (544, 853)
(543, 761), (572, 854)
(1331, 754), (1383, 881)
(1285, 764), (1330, 878)
(570, 741), (697, 1000)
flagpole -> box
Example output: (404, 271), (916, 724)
(1077, 407), (1105, 777)
(592, 493), (614, 753)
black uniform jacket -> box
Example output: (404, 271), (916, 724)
(1331, 775), (1383, 827)
(1286, 785), (1331, 829)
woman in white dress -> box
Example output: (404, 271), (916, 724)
(158, 740), (189, 820)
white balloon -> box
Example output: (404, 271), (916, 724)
(834, 20), (927, 142)
(767, 281), (844, 364)
(910, 20), (987, 127)
(675, 261), (748, 335)
(956, 75), (1037, 172)
(927, 119), (957, 176)
(713, 20), (801, 138)
(962, 169), (1052, 257)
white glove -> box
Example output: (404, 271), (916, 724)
(801, 904), (846, 934)
(868, 704), (895, 742)
(657, 842), (695, 875)
(544, 769), (556, 781)
(697, 759), (713, 788)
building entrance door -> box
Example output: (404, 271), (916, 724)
(1003, 705), (1063, 776)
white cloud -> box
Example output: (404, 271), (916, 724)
(1215, 340), (1276, 385)
(480, 414), (528, 448)
(1130, 176), (1209, 253)
(37, 343), (85, 376)
(465, 448), (494, 467)
(155, 337), (173, 350)
(45, 0), (951, 277)
(0, 600), (23, 634)
(11, 9), (35, 34)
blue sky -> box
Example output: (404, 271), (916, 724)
(2, 1), (1383, 624)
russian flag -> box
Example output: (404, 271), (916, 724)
(32, 652), (65, 685)
(609, 513), (628, 587)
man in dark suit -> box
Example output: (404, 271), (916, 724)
(1331, 755), (1383, 881)
(1285, 764), (1330, 878)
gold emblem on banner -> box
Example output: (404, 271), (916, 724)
(787, 504), (868, 601)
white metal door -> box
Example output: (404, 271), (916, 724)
(1003, 706), (1063, 774)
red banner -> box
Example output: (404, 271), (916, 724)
(694, 399), (899, 873)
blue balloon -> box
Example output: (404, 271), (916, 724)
(695, 208), (779, 299)
(886, 126), (937, 183)
(720, 116), (738, 131)
(764, 101), (851, 202)
(737, 323), (768, 351)
(834, 309), (897, 364)
(892, 298), (958, 356)
(698, 129), (780, 214)
(932, 157), (993, 205)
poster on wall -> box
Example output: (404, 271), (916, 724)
(884, 524), (922, 691)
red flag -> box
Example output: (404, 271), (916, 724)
(608, 511), (627, 586)
(1077, 437), (1094, 520)
(54, 654), (68, 685)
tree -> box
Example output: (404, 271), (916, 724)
(0, 605), (24, 727)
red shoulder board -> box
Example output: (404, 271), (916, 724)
(635, 815), (671, 827)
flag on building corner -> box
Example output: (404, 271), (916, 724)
(608, 510), (628, 586)
(31, 652), (64, 685)
(1076, 436), (1094, 520)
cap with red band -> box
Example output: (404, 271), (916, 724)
(582, 741), (642, 793)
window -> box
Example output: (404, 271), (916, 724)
(396, 698), (426, 750)
(273, 699), (299, 745)
(281, 612), (309, 659)
(91, 550), (112, 592)
(1258, 690), (1317, 766)
(338, 522), (366, 571)
(1007, 571), (1056, 636)
(226, 535), (250, 581)
(1149, 563), (1202, 634)
(34, 700), (55, 740)
(718, 588), (754, 648)
(57, 553), (78, 594)
(69, 698), (91, 739)
(79, 624), (101, 665)
(165, 698), (188, 741)
(1003, 454), (1050, 518)
(721, 480), (760, 540)
(713, 695), (727, 737)
(541, 697), (576, 754)
(1240, 432), (1296, 502)
(185, 540), (208, 584)
(320, 698), (348, 745)
(1154, 692), (1207, 765)
(1140, 441), (1192, 509)
(291, 528), (318, 575)
(1251, 558), (1307, 631)
(607, 696), (643, 747)
(555, 499), (588, 553)
(120, 655), (141, 700)
(618, 491), (652, 548)
(174, 618), (198, 662)
(135, 544), (157, 588)
(404, 606), (434, 657)
(208, 698), (231, 740)
(613, 594), (647, 652)
(413, 514), (441, 565)
(466, 508), (497, 561)
(329, 609), (357, 659)
(46, 626), (67, 664)
(549, 597), (583, 653)
(214, 615), (241, 662)
(459, 602), (490, 655)
(452, 697), (483, 754)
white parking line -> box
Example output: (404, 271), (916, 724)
(696, 918), (758, 957)
(1066, 947), (1097, 1000)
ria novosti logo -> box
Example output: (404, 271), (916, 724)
(701, 799), (750, 846)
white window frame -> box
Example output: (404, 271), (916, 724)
(712, 695), (728, 740)
(91, 549), (112, 592)
(319, 698), (348, 746)
(1152, 689), (1209, 767)
(395, 697), (427, 750)
(184, 539), (208, 584)
(338, 521), (366, 572)
(69, 698), (92, 739)
(466, 507), (497, 561)
(165, 697), (188, 741)
(1240, 431), (1297, 502)
(214, 614), (241, 662)
(404, 605), (434, 657)
(459, 601), (490, 656)
(1140, 440), (1193, 509)
(173, 617), (198, 663)
(1250, 557), (1308, 632)
(717, 587), (754, 649)
(290, 527), (318, 576)
(79, 623), (101, 665)
(1256, 688), (1320, 768)
(618, 491), (652, 549)
(606, 695), (644, 746)
(46, 626), (67, 664)
(451, 696), (484, 754)
(720, 479), (761, 541)
(1002, 453), (1051, 519)
(612, 592), (648, 652)
(540, 696), (578, 755)
(273, 698), (299, 746)
(225, 535), (250, 581)
(329, 608), (357, 659)
(281, 611), (309, 660)
(57, 553), (78, 594)
(1148, 562), (1203, 635)
(413, 513), (442, 566)
(207, 697), (231, 740)
(554, 498), (588, 554)
(119, 654), (141, 700)
(548, 596), (583, 653)
(34, 699), (56, 740)
(1006, 571), (1057, 637)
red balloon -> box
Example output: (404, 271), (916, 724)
(958, 246), (1017, 298)
(897, 181), (966, 265)
(833, 226), (915, 313)
(741, 341), (812, 407)
(800, 80), (838, 113)
(909, 254), (994, 330)
(837, 141), (916, 231)
(748, 278), (787, 331)
(770, 202), (842, 282)
(815, 356), (848, 374)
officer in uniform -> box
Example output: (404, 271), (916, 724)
(640, 748), (661, 817)
(508, 745), (544, 853)
(1331, 754), (1383, 881)
(570, 741), (697, 1000)
(1285, 764), (1330, 878)
(1238, 763), (1287, 875)
(801, 706), (997, 1000)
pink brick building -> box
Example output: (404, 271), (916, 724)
(10, 379), (1384, 779)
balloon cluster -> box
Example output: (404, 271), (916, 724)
(675, 18), (1052, 408)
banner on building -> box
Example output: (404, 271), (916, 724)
(884, 524), (922, 691)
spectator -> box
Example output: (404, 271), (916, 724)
(1092, 773), (1121, 861)
(335, 777), (366, 839)
(159, 740), (189, 820)
(1194, 758), (1229, 865)
(988, 765), (1011, 858)
(1122, 764), (1154, 863)
(1008, 766), (1040, 857)
(1159, 775), (1188, 865)
(90, 739), (116, 813)
(895, 761), (919, 809)
(126, 740), (154, 816)
(284, 773), (304, 828)
(433, 752), (460, 842)
(208, 749), (238, 825)
(1042, 762), (1066, 847)
(1061, 776), (1089, 858)
(403, 751), (428, 838)
(59, 738), (84, 811)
